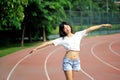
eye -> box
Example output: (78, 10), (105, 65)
(67, 25), (71, 28)
(64, 25), (67, 29)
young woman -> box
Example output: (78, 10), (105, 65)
(30, 22), (112, 80)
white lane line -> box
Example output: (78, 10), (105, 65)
(91, 41), (120, 72)
(80, 41), (97, 80)
(109, 40), (120, 56)
(81, 69), (95, 80)
(44, 47), (61, 80)
(7, 53), (32, 80)
(6, 47), (46, 80)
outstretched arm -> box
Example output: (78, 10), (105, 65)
(29, 41), (54, 54)
(86, 24), (112, 33)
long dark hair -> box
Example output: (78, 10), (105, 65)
(59, 22), (73, 37)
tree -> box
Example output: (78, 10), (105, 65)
(39, 0), (71, 41)
(96, 0), (119, 12)
(23, 0), (71, 44)
(0, 0), (28, 47)
(0, 0), (28, 29)
(69, 0), (119, 12)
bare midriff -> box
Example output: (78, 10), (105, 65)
(65, 50), (80, 60)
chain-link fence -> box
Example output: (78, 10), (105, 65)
(64, 10), (120, 36)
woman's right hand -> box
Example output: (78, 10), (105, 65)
(29, 49), (36, 54)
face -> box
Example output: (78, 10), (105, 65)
(63, 25), (71, 34)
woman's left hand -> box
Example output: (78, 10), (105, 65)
(102, 24), (112, 28)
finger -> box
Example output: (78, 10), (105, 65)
(29, 51), (33, 54)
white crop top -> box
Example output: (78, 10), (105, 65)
(52, 30), (87, 51)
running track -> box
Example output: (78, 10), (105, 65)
(0, 33), (120, 80)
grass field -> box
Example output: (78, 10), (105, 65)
(0, 41), (42, 57)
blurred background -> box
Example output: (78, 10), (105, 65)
(0, 0), (120, 47)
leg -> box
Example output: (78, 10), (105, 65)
(64, 70), (73, 80)
(72, 70), (78, 80)
(63, 58), (79, 80)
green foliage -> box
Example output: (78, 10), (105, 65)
(70, 0), (119, 12)
(23, 0), (71, 41)
(0, 0), (28, 29)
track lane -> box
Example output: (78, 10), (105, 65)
(6, 46), (57, 80)
(0, 33), (120, 80)
(92, 41), (120, 70)
(0, 48), (32, 80)
(109, 40), (120, 56)
(91, 41), (120, 71)
(44, 47), (62, 80)
(90, 36), (120, 80)
(80, 34), (120, 80)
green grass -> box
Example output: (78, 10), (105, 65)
(0, 41), (42, 57)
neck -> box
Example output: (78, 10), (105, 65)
(67, 32), (73, 37)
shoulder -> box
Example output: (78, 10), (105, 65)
(51, 37), (63, 46)
(74, 30), (88, 37)
(75, 30), (87, 35)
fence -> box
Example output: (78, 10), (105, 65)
(64, 10), (120, 35)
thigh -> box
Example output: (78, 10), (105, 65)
(63, 58), (72, 71)
(64, 70), (73, 80)
(73, 59), (81, 71)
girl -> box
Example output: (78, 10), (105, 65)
(30, 22), (111, 80)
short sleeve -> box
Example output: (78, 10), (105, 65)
(52, 38), (62, 46)
(75, 30), (87, 38)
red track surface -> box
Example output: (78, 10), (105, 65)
(0, 33), (120, 80)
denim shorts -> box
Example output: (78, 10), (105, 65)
(62, 57), (81, 71)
